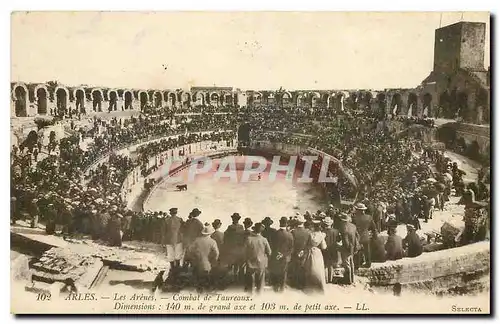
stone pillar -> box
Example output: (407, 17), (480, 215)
(400, 92), (409, 116)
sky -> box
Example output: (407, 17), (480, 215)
(11, 11), (490, 91)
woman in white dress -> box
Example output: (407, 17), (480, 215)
(303, 220), (327, 294)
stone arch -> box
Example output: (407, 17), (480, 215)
(321, 93), (331, 108)
(139, 91), (149, 110)
(390, 93), (402, 115)
(280, 91), (292, 107)
(363, 92), (373, 110)
(194, 92), (205, 106)
(310, 92), (321, 108)
(334, 92), (345, 111)
(210, 92), (220, 106)
(34, 85), (48, 115)
(73, 88), (86, 113)
(55, 86), (69, 116)
(457, 91), (468, 119)
(376, 93), (386, 116)
(407, 92), (418, 116)
(422, 93), (432, 118)
(253, 92), (262, 103)
(153, 91), (162, 108)
(168, 92), (177, 106)
(182, 92), (191, 106)
(163, 91), (169, 103)
(12, 83), (28, 117)
(92, 89), (104, 112)
(108, 90), (118, 111)
(296, 93), (305, 107)
(124, 90), (133, 110)
(223, 92), (233, 105)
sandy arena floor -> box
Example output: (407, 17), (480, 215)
(144, 155), (327, 226)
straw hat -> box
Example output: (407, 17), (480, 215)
(201, 223), (215, 235)
(323, 216), (334, 226)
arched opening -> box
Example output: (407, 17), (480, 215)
(349, 93), (358, 110)
(238, 123), (251, 147)
(75, 89), (85, 113)
(476, 88), (489, 124)
(335, 93), (344, 111)
(390, 93), (402, 115)
(109, 91), (118, 111)
(36, 88), (48, 115)
(311, 93), (320, 108)
(182, 93), (191, 106)
(168, 93), (176, 106)
(296, 93), (304, 107)
(194, 92), (205, 106)
(139, 92), (148, 110)
(56, 88), (68, 116)
(363, 92), (372, 111)
(224, 93), (233, 106)
(124, 91), (133, 110)
(457, 91), (468, 120)
(423, 93), (432, 118)
(92, 90), (103, 112)
(154, 92), (162, 108)
(376, 93), (386, 116)
(282, 92), (292, 106)
(211, 93), (220, 106)
(163, 92), (169, 103)
(439, 91), (452, 119)
(13, 86), (28, 117)
(407, 93), (418, 116)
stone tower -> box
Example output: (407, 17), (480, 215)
(433, 21), (486, 73)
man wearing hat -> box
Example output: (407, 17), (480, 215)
(337, 212), (359, 281)
(186, 223), (219, 293)
(269, 217), (294, 292)
(385, 226), (404, 261)
(210, 219), (224, 252)
(182, 208), (203, 267)
(261, 217), (276, 251)
(352, 202), (377, 268)
(223, 213), (245, 282)
(322, 216), (341, 283)
(164, 208), (184, 270)
(107, 213), (123, 247)
(244, 222), (271, 294)
(403, 224), (423, 258)
(243, 217), (254, 239)
(290, 214), (310, 289)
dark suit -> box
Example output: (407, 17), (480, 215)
(210, 230), (224, 253)
(182, 218), (203, 249)
(223, 223), (245, 280)
(370, 235), (386, 263)
(244, 233), (271, 293)
(353, 212), (377, 267)
(270, 228), (294, 292)
(385, 234), (404, 260)
(290, 226), (310, 289)
(338, 222), (359, 280)
(403, 232), (423, 258)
